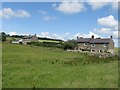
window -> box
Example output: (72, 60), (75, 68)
(91, 44), (95, 47)
(99, 50), (102, 53)
(84, 43), (87, 46)
(103, 44), (106, 47)
(91, 49), (95, 52)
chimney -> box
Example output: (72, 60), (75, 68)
(91, 35), (94, 39)
(110, 35), (112, 38)
(77, 36), (79, 39)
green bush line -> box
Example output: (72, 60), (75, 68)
(27, 41), (64, 49)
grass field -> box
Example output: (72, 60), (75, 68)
(114, 47), (120, 54)
(0, 43), (2, 89)
(38, 40), (60, 43)
(2, 43), (118, 88)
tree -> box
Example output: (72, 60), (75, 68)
(64, 39), (77, 50)
(0, 32), (7, 41)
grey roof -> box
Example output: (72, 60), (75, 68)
(89, 39), (110, 44)
(77, 38), (91, 43)
(77, 38), (111, 44)
(23, 35), (35, 39)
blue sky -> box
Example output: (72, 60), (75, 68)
(0, 1), (119, 46)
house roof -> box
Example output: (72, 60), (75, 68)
(23, 35), (36, 39)
(89, 39), (110, 44)
(77, 38), (91, 43)
(23, 36), (32, 39)
(77, 38), (111, 44)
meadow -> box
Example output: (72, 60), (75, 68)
(2, 43), (118, 88)
(38, 40), (60, 43)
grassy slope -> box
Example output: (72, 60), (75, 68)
(114, 47), (120, 54)
(38, 40), (60, 43)
(2, 44), (118, 88)
(0, 43), (2, 89)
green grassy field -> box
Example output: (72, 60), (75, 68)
(2, 43), (118, 88)
(0, 43), (2, 89)
(114, 47), (120, 54)
(38, 40), (61, 43)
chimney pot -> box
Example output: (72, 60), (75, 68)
(91, 35), (94, 39)
(77, 36), (79, 39)
(110, 35), (112, 38)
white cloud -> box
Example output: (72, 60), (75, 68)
(7, 32), (30, 36)
(112, 31), (120, 39)
(113, 38), (119, 47)
(41, 32), (50, 37)
(38, 32), (74, 40)
(87, 1), (109, 10)
(38, 32), (63, 39)
(111, 2), (118, 10)
(93, 28), (111, 34)
(87, 0), (118, 10)
(15, 10), (30, 18)
(38, 10), (56, 21)
(93, 28), (120, 39)
(43, 16), (56, 21)
(52, 3), (57, 8)
(94, 15), (119, 40)
(53, 0), (85, 14)
(114, 26), (118, 31)
(52, 33), (63, 40)
(0, 8), (30, 19)
(53, 1), (118, 15)
(38, 10), (48, 15)
(0, 11), (2, 18)
(65, 32), (70, 35)
(7, 32), (18, 36)
(97, 15), (118, 28)
(74, 31), (100, 38)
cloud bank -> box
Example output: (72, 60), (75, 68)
(0, 8), (30, 19)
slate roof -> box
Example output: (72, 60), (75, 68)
(77, 38), (111, 44)
(23, 35), (35, 39)
(77, 38), (90, 43)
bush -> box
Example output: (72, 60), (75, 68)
(27, 41), (64, 49)
(27, 40), (78, 50)
(63, 40), (77, 50)
(19, 42), (23, 44)
(0, 32), (7, 41)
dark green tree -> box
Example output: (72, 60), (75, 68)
(0, 32), (7, 41)
(64, 39), (77, 50)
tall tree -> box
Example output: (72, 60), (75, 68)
(0, 32), (7, 41)
(64, 39), (77, 50)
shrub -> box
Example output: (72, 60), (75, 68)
(27, 41), (64, 49)
(0, 32), (7, 41)
(63, 39), (77, 50)
(19, 42), (23, 44)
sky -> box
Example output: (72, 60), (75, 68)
(0, 0), (119, 47)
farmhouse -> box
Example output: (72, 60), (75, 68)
(22, 34), (38, 44)
(76, 35), (114, 54)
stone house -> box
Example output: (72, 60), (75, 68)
(76, 35), (114, 54)
(22, 34), (38, 44)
